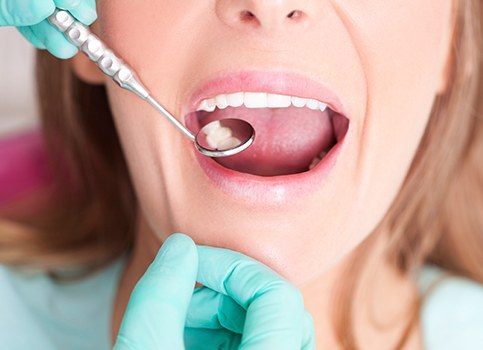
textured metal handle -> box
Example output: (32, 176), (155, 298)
(48, 9), (199, 143)
(48, 9), (150, 99)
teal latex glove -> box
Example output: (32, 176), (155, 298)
(0, 0), (97, 58)
(114, 233), (315, 349)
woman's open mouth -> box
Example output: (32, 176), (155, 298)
(187, 94), (348, 176)
(182, 71), (352, 204)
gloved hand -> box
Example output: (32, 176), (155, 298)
(0, 0), (97, 58)
(113, 233), (315, 349)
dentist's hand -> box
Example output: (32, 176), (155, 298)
(0, 0), (97, 58)
(113, 233), (315, 349)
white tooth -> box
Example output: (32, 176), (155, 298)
(196, 100), (208, 112)
(267, 93), (292, 108)
(206, 126), (232, 149)
(319, 102), (328, 112)
(226, 92), (244, 107)
(306, 99), (319, 110)
(309, 149), (329, 170)
(309, 157), (321, 170)
(291, 96), (307, 108)
(217, 136), (241, 150)
(202, 120), (221, 135)
(244, 92), (268, 108)
(215, 94), (229, 109)
(205, 105), (216, 112)
(205, 98), (216, 112)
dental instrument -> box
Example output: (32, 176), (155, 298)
(48, 9), (255, 158)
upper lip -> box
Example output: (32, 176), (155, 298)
(181, 70), (349, 119)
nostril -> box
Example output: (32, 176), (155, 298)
(286, 10), (304, 20)
(237, 9), (305, 28)
(240, 10), (257, 23)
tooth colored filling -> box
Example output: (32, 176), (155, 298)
(194, 105), (340, 176)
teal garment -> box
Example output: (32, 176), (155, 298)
(1, 257), (482, 349)
(416, 265), (483, 350)
(0, 257), (126, 350)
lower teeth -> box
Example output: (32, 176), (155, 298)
(308, 150), (328, 170)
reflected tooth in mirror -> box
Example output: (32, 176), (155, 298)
(267, 93), (292, 108)
(217, 136), (242, 150)
(212, 126), (232, 140)
(215, 94), (229, 109)
(244, 92), (268, 108)
(206, 126), (232, 149)
(206, 135), (219, 150)
(202, 120), (221, 135)
(227, 92), (244, 107)
(291, 96), (307, 108)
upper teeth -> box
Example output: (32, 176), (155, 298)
(196, 92), (328, 113)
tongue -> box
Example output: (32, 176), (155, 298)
(198, 106), (335, 176)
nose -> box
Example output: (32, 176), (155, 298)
(215, 0), (313, 34)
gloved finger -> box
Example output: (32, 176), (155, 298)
(17, 26), (47, 49)
(302, 311), (316, 350)
(184, 327), (241, 350)
(30, 19), (77, 59)
(53, 0), (97, 25)
(196, 246), (307, 350)
(187, 286), (246, 333)
(0, 0), (54, 26)
(113, 233), (198, 350)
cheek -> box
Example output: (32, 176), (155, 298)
(338, 0), (452, 231)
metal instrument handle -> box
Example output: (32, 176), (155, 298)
(48, 9), (195, 141)
(48, 9), (149, 99)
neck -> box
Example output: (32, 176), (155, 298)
(111, 214), (422, 349)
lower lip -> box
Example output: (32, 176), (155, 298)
(190, 131), (348, 208)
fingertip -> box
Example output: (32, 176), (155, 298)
(80, 7), (97, 25)
(47, 40), (78, 59)
(53, 0), (81, 9)
(164, 233), (197, 254)
(55, 0), (97, 25)
(168, 232), (196, 247)
(152, 232), (198, 269)
(69, 6), (97, 25)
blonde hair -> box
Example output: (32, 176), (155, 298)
(0, 0), (481, 347)
(334, 0), (482, 348)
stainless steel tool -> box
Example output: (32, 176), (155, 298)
(48, 9), (255, 157)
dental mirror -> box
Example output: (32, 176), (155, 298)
(196, 118), (255, 157)
(145, 97), (255, 157)
(48, 9), (255, 158)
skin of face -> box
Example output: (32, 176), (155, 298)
(75, 0), (454, 288)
